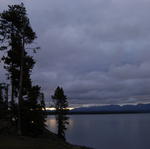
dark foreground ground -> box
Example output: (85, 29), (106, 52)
(0, 121), (91, 149)
(0, 134), (91, 149)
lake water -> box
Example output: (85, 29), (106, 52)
(46, 114), (150, 149)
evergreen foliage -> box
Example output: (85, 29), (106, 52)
(52, 86), (68, 112)
(0, 3), (36, 103)
(52, 86), (69, 140)
(22, 85), (46, 135)
(0, 3), (46, 135)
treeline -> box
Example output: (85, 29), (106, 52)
(0, 3), (46, 136)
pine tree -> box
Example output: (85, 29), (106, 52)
(0, 3), (36, 104)
(52, 86), (68, 112)
(52, 86), (69, 140)
(0, 3), (46, 135)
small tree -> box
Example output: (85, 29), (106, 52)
(52, 86), (68, 112)
(52, 86), (69, 140)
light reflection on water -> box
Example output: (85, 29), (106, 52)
(46, 115), (74, 133)
(46, 114), (150, 149)
(46, 118), (57, 132)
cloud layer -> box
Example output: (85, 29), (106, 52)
(1, 0), (150, 106)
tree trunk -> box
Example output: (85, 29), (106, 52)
(18, 34), (25, 136)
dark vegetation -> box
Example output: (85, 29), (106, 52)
(0, 3), (45, 136)
(0, 3), (91, 149)
(52, 86), (69, 140)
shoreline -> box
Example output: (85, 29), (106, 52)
(0, 125), (92, 149)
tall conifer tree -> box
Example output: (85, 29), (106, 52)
(0, 3), (46, 135)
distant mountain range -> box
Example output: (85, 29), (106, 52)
(68, 104), (150, 114)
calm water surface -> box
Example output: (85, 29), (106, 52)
(46, 114), (150, 149)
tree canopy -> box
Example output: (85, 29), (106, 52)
(0, 3), (46, 136)
(52, 86), (68, 111)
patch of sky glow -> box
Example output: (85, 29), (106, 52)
(46, 107), (74, 111)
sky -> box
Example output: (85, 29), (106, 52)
(1, 0), (150, 107)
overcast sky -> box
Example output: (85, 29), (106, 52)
(1, 0), (150, 107)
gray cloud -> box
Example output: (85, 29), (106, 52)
(1, 0), (150, 106)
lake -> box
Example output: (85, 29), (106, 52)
(46, 114), (150, 149)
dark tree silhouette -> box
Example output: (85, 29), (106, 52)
(0, 3), (46, 136)
(0, 3), (36, 104)
(52, 86), (69, 140)
(0, 3), (36, 134)
(22, 85), (46, 135)
(0, 83), (9, 120)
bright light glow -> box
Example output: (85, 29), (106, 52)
(46, 107), (74, 111)
(46, 107), (56, 111)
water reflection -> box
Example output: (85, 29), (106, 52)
(47, 114), (150, 149)
(56, 114), (69, 140)
(46, 116), (74, 131)
(46, 118), (57, 131)
(46, 114), (71, 141)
